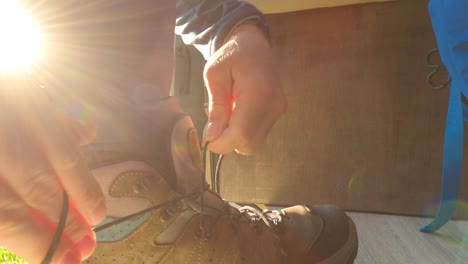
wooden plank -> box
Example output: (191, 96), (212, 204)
(348, 212), (468, 264)
(246, 0), (394, 14)
(217, 0), (468, 218)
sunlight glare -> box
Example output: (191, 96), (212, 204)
(0, 0), (42, 72)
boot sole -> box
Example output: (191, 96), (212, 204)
(345, 244), (359, 264)
(317, 215), (359, 264)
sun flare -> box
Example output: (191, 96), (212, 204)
(0, 0), (42, 72)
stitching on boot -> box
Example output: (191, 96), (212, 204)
(110, 171), (149, 198)
(157, 245), (176, 264)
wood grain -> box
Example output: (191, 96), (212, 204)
(216, 0), (468, 218)
(246, 0), (394, 14)
(348, 212), (468, 264)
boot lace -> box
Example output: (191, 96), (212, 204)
(237, 206), (284, 228)
(41, 143), (286, 263)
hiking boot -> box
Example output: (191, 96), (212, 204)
(83, 97), (358, 264)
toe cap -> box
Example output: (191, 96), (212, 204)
(305, 205), (358, 263)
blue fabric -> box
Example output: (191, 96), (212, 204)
(421, 0), (468, 233)
(463, 99), (468, 123)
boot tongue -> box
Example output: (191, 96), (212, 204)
(170, 115), (229, 212)
(171, 115), (206, 194)
(91, 160), (154, 218)
(184, 190), (228, 216)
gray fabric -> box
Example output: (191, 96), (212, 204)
(176, 0), (270, 60)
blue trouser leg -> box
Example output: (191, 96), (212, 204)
(421, 0), (468, 233)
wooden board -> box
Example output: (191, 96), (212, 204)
(246, 0), (394, 14)
(261, 207), (468, 263)
(216, 0), (468, 218)
(348, 212), (468, 264)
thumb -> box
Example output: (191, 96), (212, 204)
(55, 110), (98, 146)
(203, 62), (233, 142)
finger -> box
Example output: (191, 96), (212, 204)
(203, 59), (233, 142)
(208, 78), (285, 155)
(0, 88), (106, 226)
(0, 183), (82, 264)
(207, 107), (270, 156)
(4, 166), (97, 259)
(206, 84), (270, 154)
(234, 126), (269, 156)
(0, 139), (97, 259)
(206, 126), (240, 155)
(24, 107), (106, 226)
(54, 110), (98, 146)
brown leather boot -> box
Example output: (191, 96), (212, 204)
(83, 97), (358, 264)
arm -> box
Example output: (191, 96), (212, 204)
(175, 0), (270, 60)
(176, 0), (286, 155)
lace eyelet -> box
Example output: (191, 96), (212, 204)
(159, 201), (182, 222)
(133, 181), (148, 194)
(159, 210), (172, 222)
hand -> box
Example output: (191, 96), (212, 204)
(0, 83), (105, 264)
(203, 24), (287, 155)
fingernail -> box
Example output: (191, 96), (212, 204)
(204, 122), (221, 141)
(90, 200), (106, 225)
(60, 251), (81, 264)
(75, 234), (96, 259)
